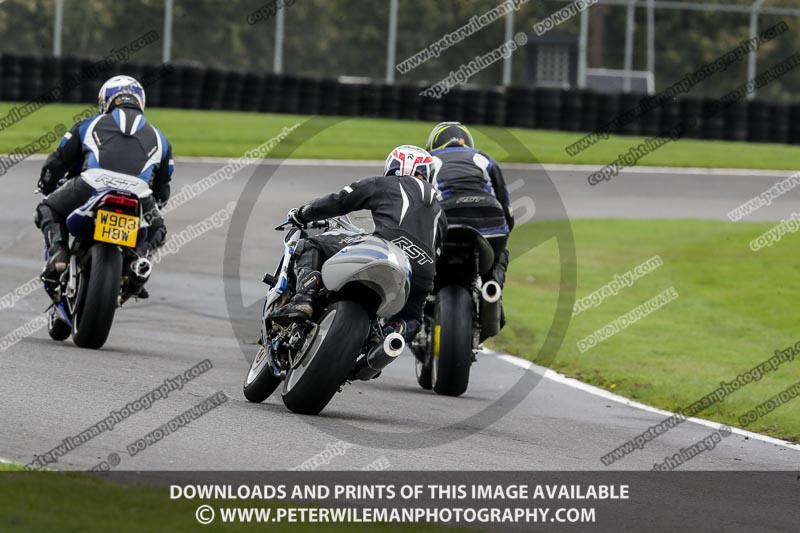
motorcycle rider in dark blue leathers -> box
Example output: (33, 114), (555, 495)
(34, 76), (173, 298)
(426, 121), (514, 287)
(426, 122), (514, 331)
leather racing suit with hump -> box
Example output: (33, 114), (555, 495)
(291, 174), (447, 337)
(429, 145), (513, 286)
(35, 103), (173, 266)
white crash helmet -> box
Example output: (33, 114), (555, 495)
(97, 75), (145, 114)
(383, 145), (434, 182)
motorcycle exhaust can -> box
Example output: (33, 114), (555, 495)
(354, 332), (405, 381)
(131, 257), (152, 282)
(127, 257), (153, 296)
(480, 280), (502, 339)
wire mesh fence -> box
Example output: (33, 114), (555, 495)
(0, 0), (799, 100)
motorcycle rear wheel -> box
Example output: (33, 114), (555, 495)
(72, 243), (122, 349)
(432, 285), (473, 397)
(281, 300), (369, 415)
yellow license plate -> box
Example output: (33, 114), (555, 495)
(94, 210), (139, 247)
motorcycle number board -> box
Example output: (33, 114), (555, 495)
(94, 210), (139, 248)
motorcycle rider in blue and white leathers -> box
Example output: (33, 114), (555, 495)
(34, 76), (173, 298)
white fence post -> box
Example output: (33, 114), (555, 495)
(162, 0), (173, 63)
(386, 0), (399, 83)
(53, 0), (64, 57)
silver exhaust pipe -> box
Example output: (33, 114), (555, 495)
(130, 257), (152, 282)
(354, 332), (405, 381)
(481, 280), (501, 303)
(122, 257), (153, 304)
(480, 280), (502, 339)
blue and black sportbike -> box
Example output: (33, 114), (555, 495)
(44, 169), (154, 349)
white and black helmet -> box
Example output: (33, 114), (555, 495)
(97, 75), (145, 114)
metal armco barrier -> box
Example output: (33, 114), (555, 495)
(0, 53), (796, 146)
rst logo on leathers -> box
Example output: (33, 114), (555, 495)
(340, 235), (364, 244)
(391, 236), (433, 266)
(94, 174), (141, 190)
(456, 195), (483, 204)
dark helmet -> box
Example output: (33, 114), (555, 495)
(425, 121), (474, 151)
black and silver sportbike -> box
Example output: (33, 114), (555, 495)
(44, 169), (155, 349)
(243, 215), (412, 415)
(412, 225), (502, 396)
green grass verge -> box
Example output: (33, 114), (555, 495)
(0, 470), (466, 533)
(2, 103), (800, 169)
(491, 219), (800, 442)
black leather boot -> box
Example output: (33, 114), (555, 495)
(40, 223), (68, 283)
(271, 271), (322, 324)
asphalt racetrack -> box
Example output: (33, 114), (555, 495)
(1, 158), (798, 471)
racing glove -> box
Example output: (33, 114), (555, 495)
(37, 169), (60, 195)
(287, 206), (309, 227)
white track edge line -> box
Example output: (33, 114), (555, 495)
(150, 159), (800, 177)
(494, 352), (800, 452)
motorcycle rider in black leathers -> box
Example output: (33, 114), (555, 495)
(35, 76), (173, 298)
(426, 122), (514, 327)
(272, 145), (447, 341)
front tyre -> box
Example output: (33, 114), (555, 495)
(72, 243), (122, 349)
(281, 301), (369, 415)
(432, 285), (473, 397)
(243, 344), (282, 403)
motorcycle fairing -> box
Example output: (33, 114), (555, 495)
(66, 169), (151, 237)
(321, 236), (412, 318)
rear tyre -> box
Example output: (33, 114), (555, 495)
(47, 307), (71, 341)
(72, 244), (122, 349)
(243, 344), (282, 403)
(432, 285), (473, 397)
(282, 301), (369, 415)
